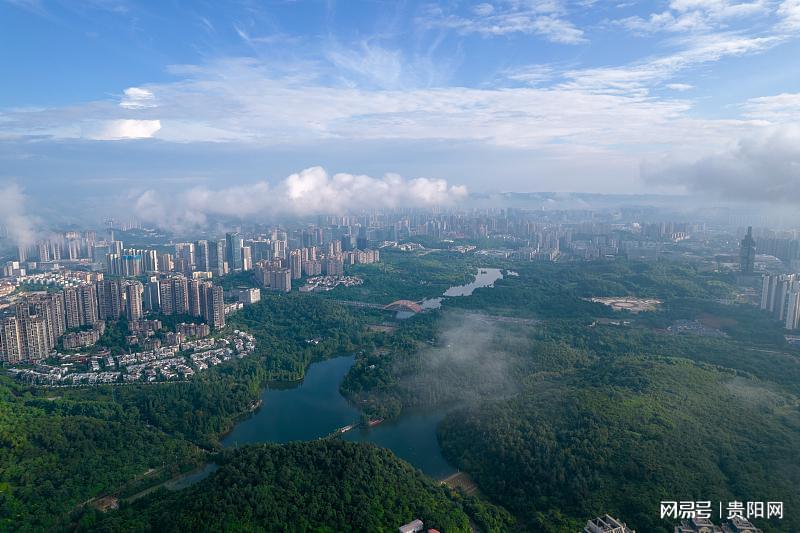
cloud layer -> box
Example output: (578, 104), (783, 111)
(0, 183), (38, 247)
(133, 166), (468, 228)
(2, 0), (800, 203)
(642, 124), (800, 203)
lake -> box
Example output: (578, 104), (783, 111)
(222, 355), (456, 479)
(421, 267), (504, 309)
(218, 267), (507, 481)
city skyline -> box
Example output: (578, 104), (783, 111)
(2, 0), (800, 225)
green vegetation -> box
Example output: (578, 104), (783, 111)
(109, 294), (371, 446)
(95, 316), (129, 354)
(150, 313), (205, 332)
(439, 356), (800, 532)
(80, 441), (513, 532)
(0, 295), (387, 530)
(217, 270), (258, 291)
(3, 252), (799, 532)
(327, 249), (482, 304)
(444, 260), (737, 319)
(340, 258), (800, 531)
(0, 375), (201, 532)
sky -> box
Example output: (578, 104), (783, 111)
(1, 0), (800, 227)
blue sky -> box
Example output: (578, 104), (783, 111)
(1, 0), (800, 225)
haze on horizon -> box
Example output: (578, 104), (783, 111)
(2, 0), (800, 224)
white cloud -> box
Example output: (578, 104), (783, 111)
(778, 0), (800, 30)
(618, 0), (770, 34)
(667, 83), (695, 90)
(642, 124), (800, 203)
(473, 3), (495, 16)
(0, 182), (38, 247)
(134, 166), (468, 227)
(559, 32), (780, 95)
(417, 1), (587, 44)
(504, 64), (554, 85)
(326, 42), (404, 88)
(0, 54), (767, 155)
(741, 92), (800, 119)
(120, 87), (157, 109)
(82, 119), (161, 140)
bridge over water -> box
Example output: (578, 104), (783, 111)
(324, 298), (540, 326)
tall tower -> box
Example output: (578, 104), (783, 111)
(200, 282), (225, 329)
(209, 240), (226, 277)
(195, 240), (210, 272)
(187, 279), (202, 317)
(226, 232), (243, 272)
(739, 226), (756, 274)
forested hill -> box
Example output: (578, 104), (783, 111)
(80, 440), (514, 532)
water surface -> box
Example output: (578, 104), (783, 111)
(219, 268), (507, 479)
(222, 356), (456, 478)
(421, 268), (504, 309)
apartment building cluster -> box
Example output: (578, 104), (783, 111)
(150, 275), (225, 330)
(253, 243), (379, 292)
(760, 273), (800, 330)
(0, 273), (226, 363)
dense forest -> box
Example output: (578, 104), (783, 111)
(80, 441), (514, 532)
(0, 374), (201, 531)
(438, 357), (800, 532)
(340, 258), (800, 531)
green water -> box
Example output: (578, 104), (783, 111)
(222, 355), (456, 479)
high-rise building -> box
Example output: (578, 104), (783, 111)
(159, 279), (175, 315)
(92, 242), (110, 263)
(9, 303), (52, 361)
(0, 317), (24, 363)
(209, 240), (226, 277)
(195, 240), (210, 272)
(64, 285), (100, 328)
(206, 283), (225, 329)
(175, 243), (195, 271)
(302, 260), (322, 276)
(269, 268), (292, 292)
(323, 258), (344, 276)
(159, 276), (190, 315)
(242, 246), (253, 271)
(187, 279), (202, 317)
(158, 252), (174, 272)
(124, 281), (143, 321)
(97, 279), (124, 320)
(28, 293), (66, 347)
(249, 239), (272, 262)
(173, 277), (189, 314)
(143, 278), (161, 312)
(119, 253), (144, 276)
(786, 290), (800, 330)
(142, 249), (159, 272)
(289, 250), (303, 279)
(740, 226), (756, 274)
(226, 232), (244, 271)
(22, 315), (51, 361)
(760, 273), (800, 328)
(79, 284), (99, 325)
(64, 287), (82, 329)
